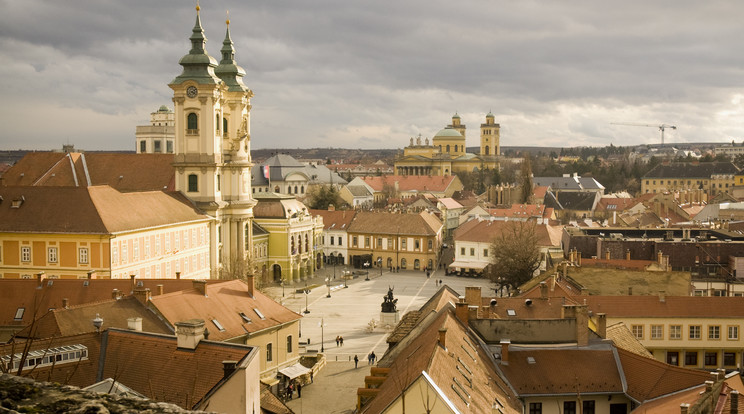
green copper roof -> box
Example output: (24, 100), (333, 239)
(432, 128), (464, 139)
(486, 111), (494, 118)
(171, 10), (221, 85)
(215, 23), (249, 92)
(452, 113), (460, 119)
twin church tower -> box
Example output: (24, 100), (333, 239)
(169, 5), (256, 273)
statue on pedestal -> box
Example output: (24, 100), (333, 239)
(381, 287), (398, 313)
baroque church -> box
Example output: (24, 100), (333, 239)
(393, 112), (501, 176)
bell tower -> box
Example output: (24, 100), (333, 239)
(480, 111), (500, 156)
(170, 5), (256, 277)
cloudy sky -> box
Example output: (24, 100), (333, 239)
(2, 1), (744, 151)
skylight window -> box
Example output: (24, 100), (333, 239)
(211, 319), (225, 332)
(14, 308), (25, 320)
(506, 309), (516, 316)
(253, 308), (266, 320)
(239, 312), (252, 323)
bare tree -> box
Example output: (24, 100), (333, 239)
(487, 221), (541, 293)
(519, 155), (534, 203)
(218, 254), (262, 289)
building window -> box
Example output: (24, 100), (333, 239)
(709, 325), (721, 340)
(582, 401), (595, 414)
(483, 248), (488, 257)
(685, 351), (698, 366)
(631, 325), (644, 340)
(724, 352), (736, 366)
(529, 403), (542, 414)
(470, 248), (475, 256)
(47, 247), (58, 264)
(689, 325), (701, 340)
(704, 352), (717, 366)
(428, 240), (433, 250)
(153, 140), (162, 153)
(401, 258), (407, 269)
(338, 237), (342, 246)
(79, 248), (89, 264)
(401, 239), (407, 249)
(112, 246), (118, 264)
(352, 236), (358, 247)
(377, 237), (382, 248)
(188, 174), (198, 192)
(651, 325), (663, 340)
(266, 343), (273, 362)
(729, 325), (739, 340)
(139, 140), (147, 153)
(187, 113), (198, 131)
(216, 174), (220, 191)
(330, 236), (334, 246)
(563, 401), (576, 414)
(461, 247), (465, 255)
(21, 246), (31, 262)
(365, 237), (370, 248)
(287, 335), (293, 354)
(166, 140), (173, 153)
(666, 351), (679, 365)
(670, 325), (682, 339)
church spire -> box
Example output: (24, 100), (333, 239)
(215, 11), (249, 92)
(171, 3), (220, 85)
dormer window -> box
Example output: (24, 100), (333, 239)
(239, 312), (252, 323)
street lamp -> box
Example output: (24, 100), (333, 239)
(364, 261), (370, 281)
(325, 277), (331, 298)
(281, 280), (285, 297)
(303, 289), (310, 314)
(319, 316), (326, 353)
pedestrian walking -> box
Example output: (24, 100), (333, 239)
(297, 383), (302, 398)
(310, 371), (314, 383)
(336, 336), (340, 347)
(367, 353), (372, 365)
(354, 355), (359, 368)
(371, 351), (376, 364)
(439, 279), (442, 286)
(339, 336), (344, 346)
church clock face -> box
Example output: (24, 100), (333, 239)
(186, 86), (198, 98)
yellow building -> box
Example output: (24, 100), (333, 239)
(584, 295), (744, 369)
(394, 113), (500, 176)
(641, 161), (738, 197)
(346, 211), (442, 271)
(0, 186), (213, 279)
(253, 193), (324, 284)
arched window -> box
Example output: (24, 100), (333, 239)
(288, 186), (292, 194)
(414, 259), (420, 270)
(401, 258), (407, 269)
(188, 174), (198, 192)
(446, 145), (450, 152)
(187, 113), (198, 131)
(485, 146), (490, 155)
(223, 117), (228, 135)
(305, 234), (309, 253)
(215, 114), (220, 131)
(274, 185), (280, 192)
(454, 145), (458, 152)
(301, 185), (304, 194)
(294, 185), (298, 194)
(291, 236), (295, 254)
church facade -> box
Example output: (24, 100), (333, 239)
(394, 113), (500, 176)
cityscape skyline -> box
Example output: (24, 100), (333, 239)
(2, 1), (744, 151)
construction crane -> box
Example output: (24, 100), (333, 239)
(610, 122), (677, 145)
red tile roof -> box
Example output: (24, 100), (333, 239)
(454, 219), (562, 247)
(489, 204), (551, 219)
(1, 152), (175, 192)
(581, 295), (744, 318)
(360, 175), (458, 193)
(0, 185), (210, 234)
(347, 211), (442, 236)
(148, 279), (301, 341)
(309, 209), (356, 231)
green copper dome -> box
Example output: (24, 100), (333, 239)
(432, 128), (464, 139)
(215, 22), (249, 92)
(452, 113), (460, 119)
(171, 9), (221, 85)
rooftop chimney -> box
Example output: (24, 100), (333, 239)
(129, 274), (136, 293)
(455, 297), (469, 324)
(576, 305), (589, 347)
(705, 380), (713, 393)
(500, 339), (510, 365)
(468, 305), (478, 321)
(246, 275), (255, 298)
(133, 287), (151, 304)
(175, 319), (205, 350)
(176, 271), (181, 280)
(222, 360), (238, 379)
(539, 282), (548, 299)
(625, 249), (631, 260)
(127, 317), (142, 331)
(157, 284), (164, 296)
(680, 403), (689, 414)
(731, 390), (739, 414)
(62, 298), (69, 309)
(36, 272), (45, 288)
(328, 204), (335, 212)
(438, 327), (447, 349)
(111, 288), (120, 300)
(605, 249), (610, 260)
(597, 313), (607, 339)
(465, 286), (481, 306)
(193, 280), (207, 296)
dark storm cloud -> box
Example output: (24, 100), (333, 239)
(1, 0), (743, 151)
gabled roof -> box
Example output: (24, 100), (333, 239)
(309, 209), (356, 231)
(347, 211), (442, 236)
(489, 204), (550, 219)
(362, 306), (520, 414)
(0, 278), (218, 329)
(359, 175), (459, 193)
(437, 197), (463, 209)
(16, 296), (173, 339)
(643, 162), (739, 178)
(581, 295), (744, 318)
(1, 152), (175, 192)
(454, 219), (562, 247)
(0, 185), (211, 234)
(148, 279), (301, 341)
(605, 322), (653, 358)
